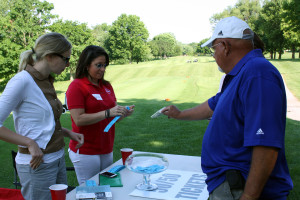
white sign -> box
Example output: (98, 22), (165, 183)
(129, 169), (209, 200)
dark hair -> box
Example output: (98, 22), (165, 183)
(253, 32), (265, 53)
(75, 45), (110, 84)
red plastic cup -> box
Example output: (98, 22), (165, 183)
(121, 148), (133, 165)
(49, 184), (68, 200)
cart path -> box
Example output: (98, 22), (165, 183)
(285, 80), (300, 121)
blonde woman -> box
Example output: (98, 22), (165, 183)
(0, 32), (84, 200)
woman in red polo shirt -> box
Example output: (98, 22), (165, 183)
(66, 45), (134, 184)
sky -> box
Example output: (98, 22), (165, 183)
(46, 0), (238, 44)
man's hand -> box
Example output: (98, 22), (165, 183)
(162, 101), (213, 120)
(162, 105), (181, 119)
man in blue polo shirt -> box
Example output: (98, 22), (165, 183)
(162, 16), (293, 200)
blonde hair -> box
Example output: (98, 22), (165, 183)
(18, 32), (72, 72)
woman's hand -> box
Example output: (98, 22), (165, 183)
(70, 132), (84, 149)
(110, 105), (134, 117)
(0, 127), (44, 169)
(65, 129), (84, 149)
(62, 128), (84, 149)
(27, 140), (44, 169)
(124, 105), (135, 117)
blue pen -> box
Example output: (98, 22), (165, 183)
(104, 106), (130, 133)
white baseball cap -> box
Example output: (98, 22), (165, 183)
(201, 16), (253, 47)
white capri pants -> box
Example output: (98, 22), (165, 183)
(69, 149), (113, 185)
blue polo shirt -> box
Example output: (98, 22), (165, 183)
(202, 49), (293, 199)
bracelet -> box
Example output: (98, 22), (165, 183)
(105, 109), (110, 119)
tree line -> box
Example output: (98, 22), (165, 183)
(197, 0), (299, 60)
(0, 0), (299, 91)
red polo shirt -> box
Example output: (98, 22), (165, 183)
(66, 77), (117, 155)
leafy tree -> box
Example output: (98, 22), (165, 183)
(108, 14), (150, 64)
(182, 44), (194, 56)
(49, 20), (95, 80)
(210, 0), (261, 31)
(92, 23), (111, 53)
(148, 40), (160, 59)
(282, 0), (300, 32)
(0, 0), (55, 91)
(281, 0), (300, 59)
(174, 44), (183, 56)
(188, 42), (199, 56)
(131, 42), (152, 63)
(0, 17), (21, 90)
(149, 33), (177, 58)
(196, 39), (211, 55)
(257, 0), (285, 59)
(0, 0), (9, 17)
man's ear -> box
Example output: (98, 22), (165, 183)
(223, 40), (231, 56)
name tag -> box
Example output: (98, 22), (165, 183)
(92, 94), (103, 100)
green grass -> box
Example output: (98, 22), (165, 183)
(271, 59), (300, 100)
(1, 54), (299, 199)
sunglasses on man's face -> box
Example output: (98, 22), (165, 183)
(53, 53), (70, 64)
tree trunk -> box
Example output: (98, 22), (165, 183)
(292, 51), (295, 59)
(279, 52), (282, 59)
(270, 51), (273, 59)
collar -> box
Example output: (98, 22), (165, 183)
(81, 76), (101, 87)
(26, 65), (54, 82)
(227, 49), (264, 77)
